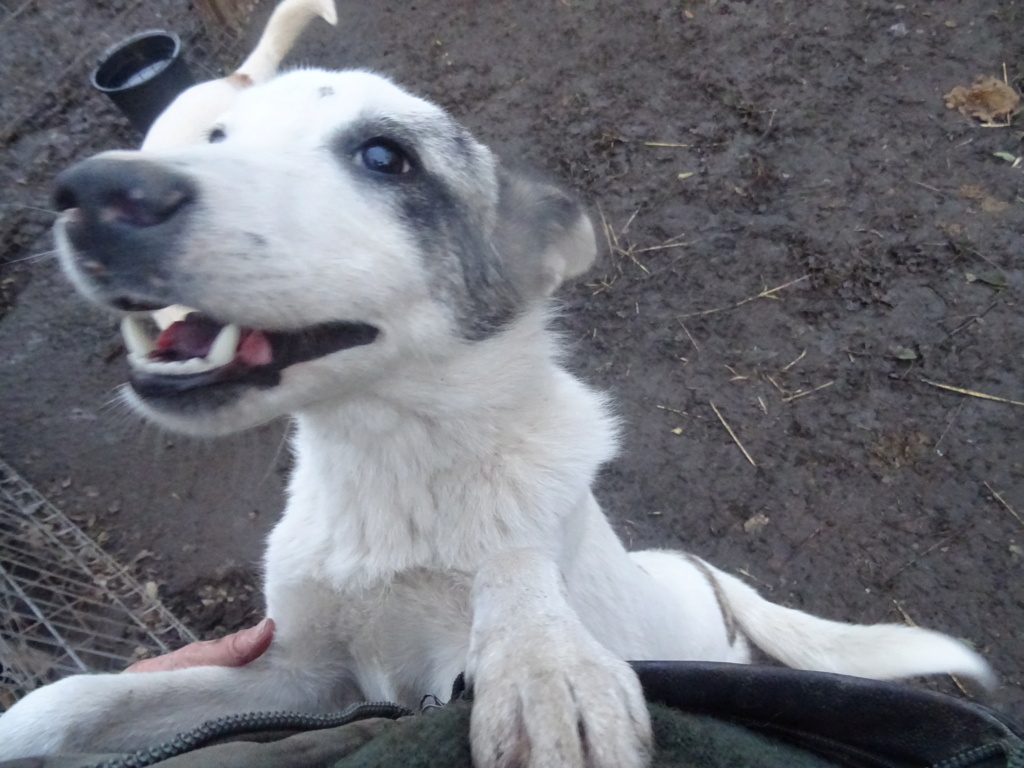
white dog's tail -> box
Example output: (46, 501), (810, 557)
(705, 561), (997, 690)
(237, 0), (338, 82)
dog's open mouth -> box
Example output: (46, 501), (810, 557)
(121, 306), (378, 397)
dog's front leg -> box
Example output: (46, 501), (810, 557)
(466, 549), (651, 768)
(0, 658), (355, 759)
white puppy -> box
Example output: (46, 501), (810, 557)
(0, 61), (993, 767)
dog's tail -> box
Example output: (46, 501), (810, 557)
(237, 0), (338, 83)
(705, 560), (997, 690)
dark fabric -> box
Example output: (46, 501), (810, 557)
(648, 703), (837, 768)
(0, 719), (395, 768)
(632, 662), (1024, 768)
(3, 703), (833, 768)
(158, 717), (394, 768)
(331, 701), (842, 768)
(4, 663), (1023, 768)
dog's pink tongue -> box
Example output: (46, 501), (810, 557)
(155, 314), (221, 360)
(153, 315), (271, 366)
(238, 330), (272, 366)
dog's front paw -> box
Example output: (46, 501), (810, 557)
(467, 618), (651, 768)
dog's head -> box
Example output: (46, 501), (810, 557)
(53, 69), (596, 434)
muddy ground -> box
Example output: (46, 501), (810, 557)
(0, 0), (1021, 719)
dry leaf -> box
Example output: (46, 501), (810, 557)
(959, 183), (1008, 212)
(966, 272), (1008, 289)
(981, 196), (1010, 213)
(743, 512), (770, 534)
(959, 183), (984, 199)
(944, 76), (1021, 124)
(890, 344), (918, 361)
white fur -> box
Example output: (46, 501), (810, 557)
(1, 58), (994, 768)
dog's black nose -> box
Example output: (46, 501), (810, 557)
(54, 156), (196, 229)
(53, 156), (198, 308)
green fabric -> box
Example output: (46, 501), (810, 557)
(5, 701), (1019, 768)
(329, 701), (838, 768)
(647, 704), (836, 768)
(334, 705), (472, 767)
(1, 702), (837, 768)
(159, 717), (393, 768)
(0, 719), (393, 768)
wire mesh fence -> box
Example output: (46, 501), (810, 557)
(0, 457), (198, 709)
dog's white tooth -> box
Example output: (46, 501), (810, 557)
(206, 324), (241, 367)
(131, 356), (217, 376)
(121, 316), (155, 358)
(126, 352), (152, 370)
(167, 358), (213, 374)
(152, 304), (195, 331)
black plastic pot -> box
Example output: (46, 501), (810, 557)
(91, 30), (195, 134)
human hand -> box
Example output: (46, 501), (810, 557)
(124, 617), (275, 673)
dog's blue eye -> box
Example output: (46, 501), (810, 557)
(208, 127), (227, 143)
(357, 139), (411, 175)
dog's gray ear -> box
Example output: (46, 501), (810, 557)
(493, 170), (597, 299)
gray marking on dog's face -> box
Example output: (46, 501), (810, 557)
(331, 114), (593, 341)
(331, 115), (520, 340)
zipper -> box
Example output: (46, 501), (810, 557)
(933, 741), (1019, 768)
(92, 700), (414, 768)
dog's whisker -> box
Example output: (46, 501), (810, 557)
(257, 424), (293, 489)
(98, 389), (147, 434)
(0, 203), (59, 216)
(2, 248), (58, 267)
